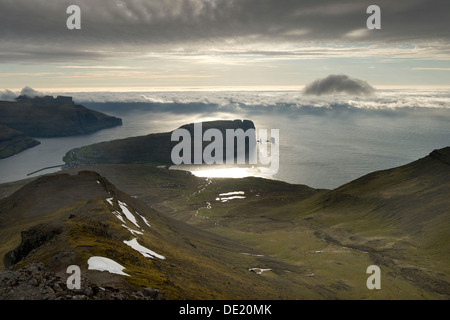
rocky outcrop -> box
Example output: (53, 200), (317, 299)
(0, 263), (164, 300)
(3, 224), (63, 268)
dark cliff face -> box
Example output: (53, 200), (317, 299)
(3, 224), (63, 268)
(0, 96), (122, 138)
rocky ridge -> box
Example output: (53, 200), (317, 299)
(0, 262), (163, 300)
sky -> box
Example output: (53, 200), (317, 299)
(0, 0), (449, 91)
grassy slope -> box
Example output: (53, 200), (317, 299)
(1, 148), (449, 299)
(0, 171), (319, 299)
(58, 148), (450, 299)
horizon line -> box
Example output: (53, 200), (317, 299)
(5, 84), (450, 93)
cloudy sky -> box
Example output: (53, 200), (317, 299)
(0, 0), (449, 91)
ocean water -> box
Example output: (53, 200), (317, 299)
(0, 89), (449, 189)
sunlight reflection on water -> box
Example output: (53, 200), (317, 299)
(170, 165), (274, 180)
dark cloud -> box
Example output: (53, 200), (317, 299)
(303, 74), (375, 96)
(0, 0), (448, 62)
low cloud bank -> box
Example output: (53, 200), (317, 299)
(19, 86), (45, 98)
(303, 74), (375, 96)
(2, 86), (448, 112)
(0, 89), (17, 101)
(0, 86), (46, 101)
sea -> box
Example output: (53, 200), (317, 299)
(0, 89), (449, 189)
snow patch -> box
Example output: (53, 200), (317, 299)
(123, 238), (166, 260)
(111, 210), (125, 223)
(118, 200), (141, 229)
(106, 198), (150, 229)
(241, 252), (264, 257)
(249, 268), (272, 275)
(219, 196), (246, 202)
(122, 224), (143, 236)
(136, 212), (151, 228)
(219, 191), (245, 196)
(216, 191), (246, 202)
(87, 256), (130, 276)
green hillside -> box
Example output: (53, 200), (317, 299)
(1, 147), (449, 299)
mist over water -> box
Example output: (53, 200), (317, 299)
(0, 90), (449, 189)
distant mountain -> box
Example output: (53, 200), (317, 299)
(0, 124), (40, 159)
(63, 119), (255, 168)
(0, 95), (122, 138)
